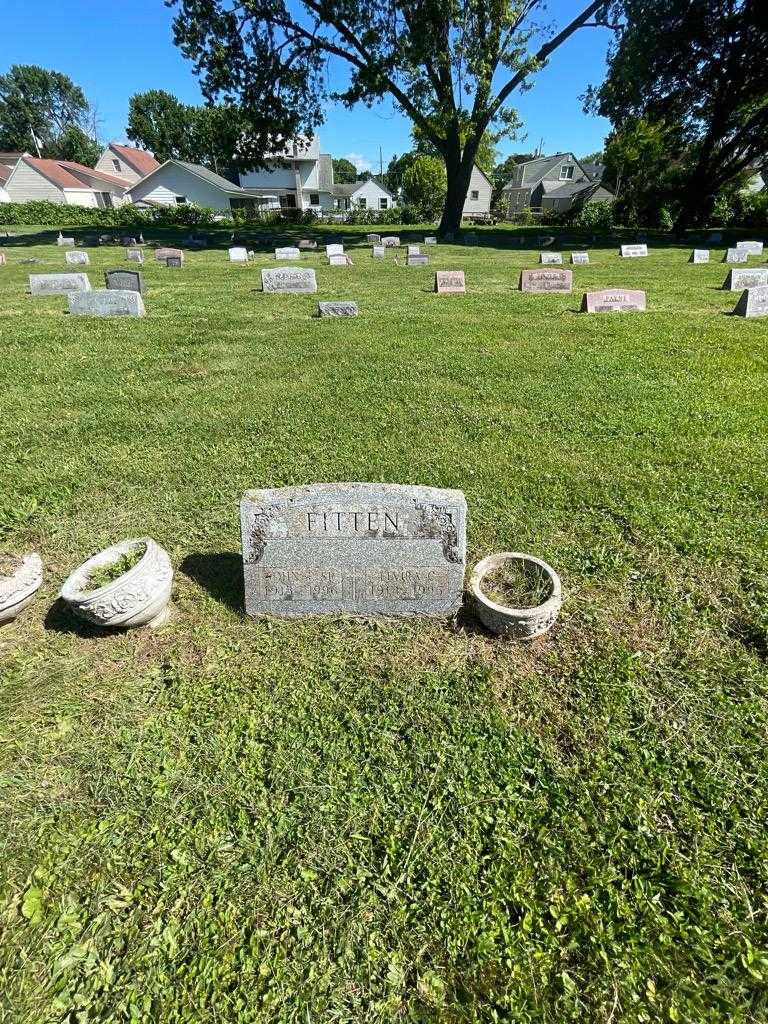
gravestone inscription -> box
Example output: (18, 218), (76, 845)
(241, 483), (467, 619)
(581, 289), (646, 313)
(724, 248), (748, 264)
(722, 267), (768, 291)
(690, 249), (710, 264)
(621, 244), (648, 257)
(318, 301), (359, 317)
(372, 245), (385, 258)
(435, 271), (466, 294)
(105, 269), (144, 294)
(29, 273), (91, 296)
(520, 268), (573, 293)
(540, 252), (563, 264)
(382, 236), (401, 247)
(65, 250), (90, 265)
(68, 289), (145, 317)
(261, 267), (317, 293)
(571, 252), (589, 265)
(276, 247), (301, 260)
(424, 236), (438, 246)
(733, 285), (768, 318)
(166, 256), (183, 268)
(407, 245), (421, 256)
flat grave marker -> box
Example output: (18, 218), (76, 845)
(733, 285), (768, 318)
(581, 288), (646, 313)
(621, 243), (648, 258)
(318, 301), (359, 317)
(690, 249), (710, 264)
(29, 273), (91, 296)
(240, 483), (467, 619)
(261, 267), (317, 294)
(520, 268), (572, 293)
(276, 246), (301, 260)
(68, 289), (145, 317)
(571, 251), (589, 265)
(105, 269), (145, 294)
(435, 271), (466, 294)
(722, 267), (768, 291)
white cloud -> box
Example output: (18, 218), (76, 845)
(344, 152), (373, 173)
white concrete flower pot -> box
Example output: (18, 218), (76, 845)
(0, 553), (43, 626)
(61, 538), (173, 629)
(469, 552), (562, 639)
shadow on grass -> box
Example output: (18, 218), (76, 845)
(44, 598), (124, 638)
(180, 551), (244, 614)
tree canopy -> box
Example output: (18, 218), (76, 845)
(587, 0), (768, 228)
(0, 64), (97, 159)
(169, 0), (613, 233)
(332, 158), (357, 184)
(402, 154), (447, 219)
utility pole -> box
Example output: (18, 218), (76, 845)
(379, 146), (383, 180)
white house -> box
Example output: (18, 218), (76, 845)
(95, 143), (161, 185)
(333, 177), (397, 212)
(4, 155), (130, 207)
(128, 159), (256, 211)
(0, 153), (22, 202)
(239, 136), (335, 212)
(462, 165), (493, 218)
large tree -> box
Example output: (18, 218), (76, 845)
(587, 0), (768, 230)
(332, 157), (357, 183)
(0, 65), (92, 156)
(169, 0), (612, 234)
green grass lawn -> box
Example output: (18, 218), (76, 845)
(1, 223), (767, 1023)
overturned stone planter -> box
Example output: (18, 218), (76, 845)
(469, 552), (561, 639)
(0, 553), (43, 626)
(61, 538), (173, 629)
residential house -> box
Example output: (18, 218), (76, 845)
(0, 153), (22, 201)
(333, 177), (397, 212)
(95, 143), (160, 185)
(503, 153), (614, 214)
(4, 155), (130, 206)
(128, 159), (256, 212)
(239, 136), (335, 212)
(462, 165), (493, 219)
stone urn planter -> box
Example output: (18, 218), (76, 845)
(469, 552), (561, 639)
(0, 553), (43, 626)
(61, 538), (173, 629)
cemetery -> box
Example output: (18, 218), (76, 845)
(1, 206), (768, 1024)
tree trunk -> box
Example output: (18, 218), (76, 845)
(438, 136), (476, 237)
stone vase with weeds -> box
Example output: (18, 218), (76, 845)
(61, 538), (173, 629)
(0, 553), (43, 626)
(469, 552), (561, 639)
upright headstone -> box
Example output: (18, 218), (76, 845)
(155, 248), (184, 263)
(435, 271), (466, 294)
(261, 267), (317, 293)
(68, 289), (145, 317)
(520, 268), (572, 293)
(372, 245), (385, 258)
(621, 243), (648, 258)
(581, 289), (646, 313)
(328, 253), (350, 266)
(65, 250), (90, 265)
(382, 236), (400, 248)
(736, 241), (764, 256)
(733, 285), (768, 318)
(317, 301), (359, 317)
(424, 236), (438, 246)
(240, 483), (467, 619)
(126, 248), (144, 263)
(276, 246), (301, 260)
(407, 245), (421, 256)
(229, 246), (249, 262)
(407, 254), (429, 267)
(540, 252), (563, 264)
(29, 273), (91, 296)
(366, 233), (381, 244)
(724, 248), (748, 264)
(326, 243), (345, 257)
(105, 269), (145, 294)
(722, 268), (768, 291)
(57, 232), (75, 247)
(165, 256), (183, 268)
(571, 252), (589, 265)
(690, 249), (710, 264)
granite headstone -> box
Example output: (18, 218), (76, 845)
(318, 301), (359, 317)
(722, 267), (768, 291)
(520, 268), (573, 293)
(435, 271), (466, 294)
(724, 248), (748, 264)
(581, 289), (646, 312)
(736, 241), (764, 256)
(261, 267), (317, 293)
(68, 289), (145, 317)
(621, 244), (648, 257)
(276, 247), (301, 260)
(733, 285), (768, 318)
(65, 250), (89, 265)
(126, 248), (144, 263)
(29, 273), (91, 296)
(571, 252), (589, 265)
(155, 248), (183, 263)
(690, 249), (710, 264)
(105, 269), (144, 294)
(229, 246), (248, 262)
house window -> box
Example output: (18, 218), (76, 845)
(560, 165), (574, 180)
(279, 194), (297, 209)
(470, 189), (479, 200)
(379, 198), (388, 210)
(309, 192), (319, 205)
(96, 191), (113, 209)
(112, 159), (122, 172)
(358, 198), (367, 209)
(175, 195), (187, 204)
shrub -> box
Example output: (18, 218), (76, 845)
(711, 193), (735, 226)
(0, 200), (154, 227)
(657, 206), (673, 230)
(567, 199), (616, 230)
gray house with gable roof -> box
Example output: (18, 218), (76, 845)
(502, 153), (613, 214)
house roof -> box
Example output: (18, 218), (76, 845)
(0, 164), (11, 185)
(0, 151), (24, 167)
(18, 157), (130, 191)
(129, 159), (247, 195)
(333, 177), (394, 199)
(108, 143), (161, 177)
(581, 162), (605, 182)
(502, 153), (576, 190)
(545, 180), (614, 201)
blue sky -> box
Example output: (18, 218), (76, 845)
(2, 0), (614, 169)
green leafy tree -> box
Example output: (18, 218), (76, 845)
(580, 150), (605, 163)
(53, 125), (101, 167)
(0, 64), (91, 155)
(332, 157), (357, 183)
(587, 0), (768, 229)
(384, 151), (419, 196)
(402, 154), (447, 219)
(168, 0), (614, 235)
(602, 116), (685, 225)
